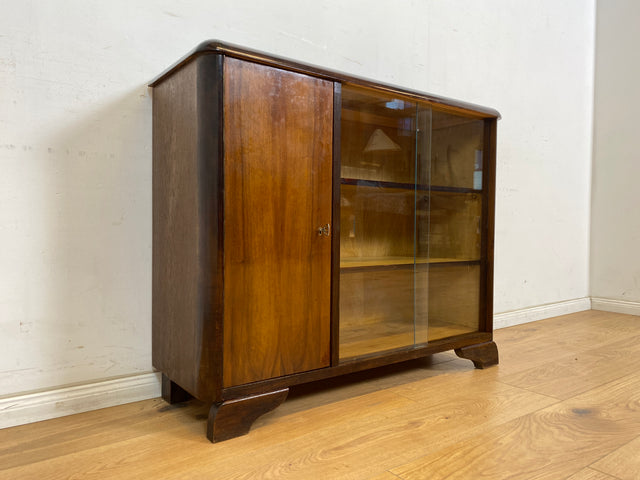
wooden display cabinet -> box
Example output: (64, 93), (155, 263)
(151, 41), (499, 443)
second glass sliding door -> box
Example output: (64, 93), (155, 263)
(338, 85), (430, 360)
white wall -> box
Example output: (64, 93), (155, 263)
(1, 1), (595, 407)
(591, 0), (640, 304)
(424, 1), (595, 314)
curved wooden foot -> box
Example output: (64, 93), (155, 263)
(455, 341), (499, 369)
(207, 388), (288, 443)
(161, 374), (192, 404)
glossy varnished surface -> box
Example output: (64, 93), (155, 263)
(222, 58), (333, 387)
(150, 40), (500, 120)
(152, 54), (223, 402)
(3, 311), (640, 479)
(207, 389), (288, 443)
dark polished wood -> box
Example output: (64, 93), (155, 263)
(223, 332), (493, 400)
(481, 118), (498, 333)
(207, 388), (289, 443)
(152, 58), (200, 398)
(331, 82), (342, 367)
(161, 374), (192, 404)
(454, 341), (499, 369)
(152, 54), (223, 403)
(222, 58), (333, 387)
(150, 40), (500, 120)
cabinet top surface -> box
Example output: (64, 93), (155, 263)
(149, 40), (500, 119)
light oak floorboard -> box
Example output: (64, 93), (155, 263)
(496, 333), (640, 399)
(391, 372), (640, 480)
(367, 473), (404, 480)
(0, 311), (639, 480)
(591, 434), (640, 480)
(566, 468), (622, 480)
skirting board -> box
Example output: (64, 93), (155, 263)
(2, 295), (634, 430)
(0, 372), (161, 430)
(591, 297), (640, 316)
(493, 297), (592, 330)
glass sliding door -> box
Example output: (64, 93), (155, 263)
(338, 85), (487, 361)
(427, 110), (485, 341)
(338, 85), (421, 360)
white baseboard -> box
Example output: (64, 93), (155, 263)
(0, 372), (161, 430)
(591, 297), (640, 316)
(493, 297), (592, 329)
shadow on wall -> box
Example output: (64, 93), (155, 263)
(11, 85), (155, 394)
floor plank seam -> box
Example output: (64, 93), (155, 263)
(585, 432), (640, 480)
(493, 379), (565, 404)
(587, 465), (624, 480)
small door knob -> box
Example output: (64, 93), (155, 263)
(317, 223), (331, 237)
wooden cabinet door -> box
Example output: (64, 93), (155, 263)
(222, 57), (333, 387)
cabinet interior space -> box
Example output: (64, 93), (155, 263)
(338, 84), (486, 361)
(339, 263), (481, 360)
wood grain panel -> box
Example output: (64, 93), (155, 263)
(152, 59), (202, 397)
(223, 57), (333, 387)
(152, 54), (222, 402)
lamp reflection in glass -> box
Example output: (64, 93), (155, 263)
(361, 128), (401, 168)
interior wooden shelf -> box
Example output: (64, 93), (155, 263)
(339, 320), (478, 361)
(340, 256), (480, 269)
(341, 178), (481, 194)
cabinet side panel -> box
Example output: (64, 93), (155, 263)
(152, 60), (203, 397)
(223, 58), (333, 387)
(195, 53), (224, 401)
(480, 118), (497, 334)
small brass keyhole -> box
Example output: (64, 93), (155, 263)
(317, 224), (331, 237)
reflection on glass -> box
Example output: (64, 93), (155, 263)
(431, 111), (485, 189)
(340, 87), (416, 184)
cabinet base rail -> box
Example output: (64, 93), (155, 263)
(159, 340), (499, 443)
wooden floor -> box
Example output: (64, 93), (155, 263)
(2, 310), (640, 479)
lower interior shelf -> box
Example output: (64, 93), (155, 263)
(340, 256), (479, 269)
(339, 319), (477, 361)
(339, 262), (481, 361)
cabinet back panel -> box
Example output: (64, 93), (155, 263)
(222, 58), (333, 387)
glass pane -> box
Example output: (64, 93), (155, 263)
(339, 88), (486, 361)
(340, 268), (417, 359)
(429, 191), (482, 262)
(414, 104), (432, 345)
(428, 109), (485, 340)
(431, 110), (485, 189)
(341, 86), (416, 183)
(428, 264), (480, 341)
(339, 85), (417, 360)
